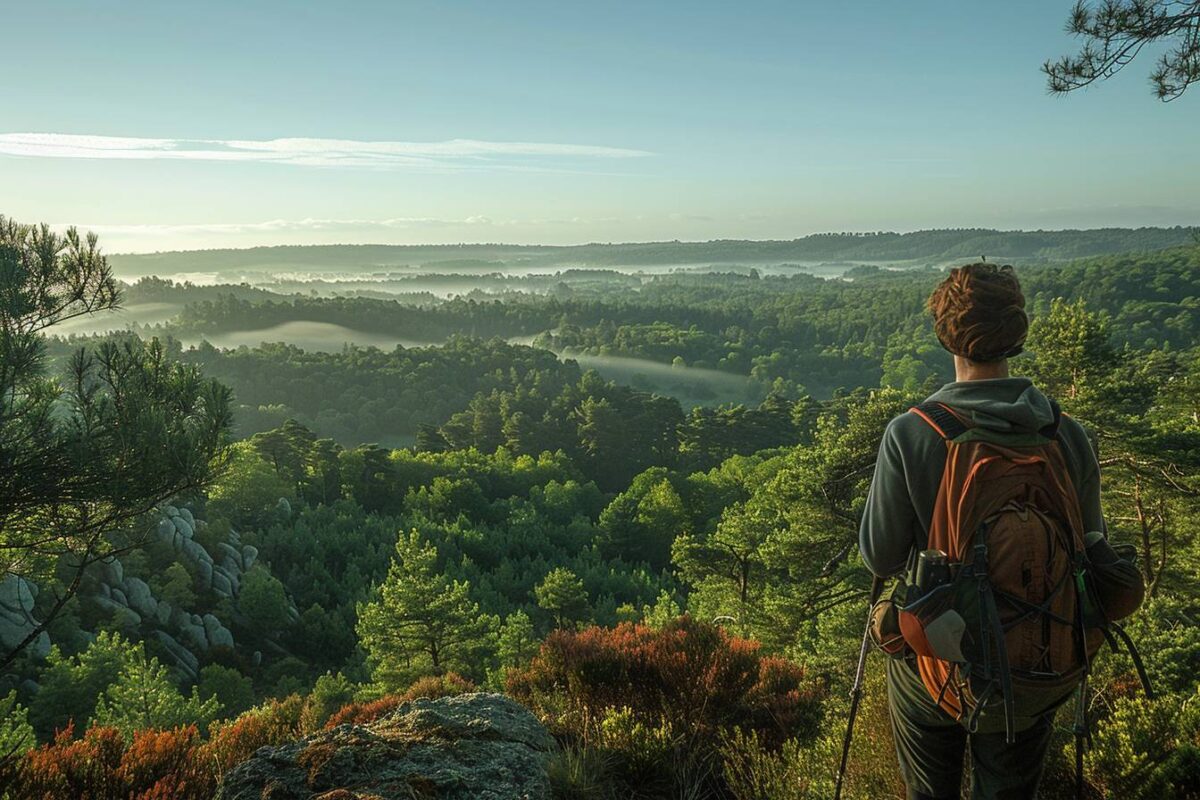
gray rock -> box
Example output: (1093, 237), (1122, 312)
(0, 613), (34, 651)
(195, 558), (214, 587)
(98, 582), (112, 599)
(0, 575), (36, 616)
(19, 679), (40, 697)
(226, 529), (240, 546)
(211, 570), (233, 598)
(276, 497), (291, 516)
(111, 588), (128, 607)
(180, 538), (211, 566)
(218, 543), (243, 572)
(155, 600), (173, 627)
(217, 693), (554, 800)
(164, 504), (179, 518)
(241, 545), (258, 571)
(178, 617), (208, 652)
(150, 631), (199, 679)
(178, 507), (195, 527)
(173, 516), (194, 540)
(203, 613), (234, 649)
(93, 597), (141, 627)
(156, 517), (176, 542)
(125, 577), (157, 618)
(98, 559), (124, 587)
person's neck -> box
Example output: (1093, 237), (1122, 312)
(954, 356), (1009, 382)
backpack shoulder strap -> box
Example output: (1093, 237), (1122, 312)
(909, 402), (969, 441)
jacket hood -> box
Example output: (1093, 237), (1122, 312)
(925, 377), (1056, 434)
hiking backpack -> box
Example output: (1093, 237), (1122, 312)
(893, 401), (1152, 747)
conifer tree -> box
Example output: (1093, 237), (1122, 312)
(357, 531), (495, 687)
(0, 218), (231, 667)
(91, 651), (222, 739)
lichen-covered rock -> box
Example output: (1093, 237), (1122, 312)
(173, 516), (194, 539)
(124, 578), (157, 618)
(211, 570), (233, 598)
(97, 559), (123, 588)
(149, 630), (199, 679)
(218, 693), (554, 800)
(203, 613), (234, 649)
(241, 545), (258, 571)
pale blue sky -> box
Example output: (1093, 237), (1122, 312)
(1, 1), (1197, 252)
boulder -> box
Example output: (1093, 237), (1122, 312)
(211, 570), (233, 598)
(203, 613), (234, 649)
(219, 543), (243, 572)
(0, 575), (36, 616)
(111, 588), (128, 607)
(241, 545), (258, 571)
(0, 612), (34, 652)
(164, 504), (179, 518)
(149, 631), (200, 679)
(156, 517), (176, 542)
(125, 578), (157, 619)
(178, 616), (209, 652)
(173, 516), (194, 540)
(218, 693), (554, 800)
(195, 558), (214, 587)
(155, 600), (173, 627)
(181, 538), (212, 566)
(178, 507), (195, 527)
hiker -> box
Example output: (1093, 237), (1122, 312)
(857, 263), (1145, 800)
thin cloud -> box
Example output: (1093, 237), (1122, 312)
(54, 216), (612, 238)
(0, 133), (652, 170)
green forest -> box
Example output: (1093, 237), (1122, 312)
(2, 219), (1198, 799)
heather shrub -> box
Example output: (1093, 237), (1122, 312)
(199, 694), (305, 777)
(509, 616), (826, 798)
(116, 726), (212, 799)
(508, 616), (824, 748)
(13, 724), (127, 799)
(324, 672), (475, 728)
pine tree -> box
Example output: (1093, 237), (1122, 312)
(0, 218), (231, 667)
(1045, 1), (1200, 100)
(534, 567), (589, 630)
(357, 531), (495, 688)
(91, 651), (222, 739)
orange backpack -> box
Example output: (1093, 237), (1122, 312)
(899, 400), (1103, 741)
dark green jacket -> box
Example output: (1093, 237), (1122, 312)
(859, 377), (1105, 578)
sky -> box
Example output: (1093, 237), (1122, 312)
(1, 0), (1197, 253)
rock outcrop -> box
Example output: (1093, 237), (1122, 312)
(218, 693), (555, 800)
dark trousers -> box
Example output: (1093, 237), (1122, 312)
(886, 657), (1054, 800)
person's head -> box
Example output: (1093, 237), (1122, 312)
(928, 262), (1027, 373)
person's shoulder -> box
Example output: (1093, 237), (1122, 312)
(883, 406), (945, 448)
(1055, 411), (1095, 447)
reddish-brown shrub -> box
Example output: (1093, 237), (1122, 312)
(119, 726), (214, 800)
(324, 673), (475, 729)
(16, 724), (127, 799)
(324, 695), (404, 729)
(507, 616), (825, 749)
(6, 696), (310, 799)
(398, 672), (474, 704)
(200, 694), (305, 776)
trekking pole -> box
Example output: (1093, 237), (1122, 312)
(834, 575), (885, 800)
